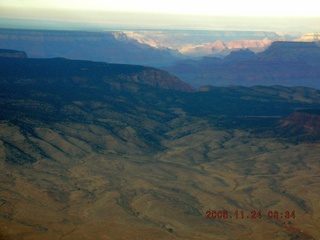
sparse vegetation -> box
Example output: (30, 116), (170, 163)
(1, 56), (320, 239)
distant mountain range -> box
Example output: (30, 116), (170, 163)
(174, 32), (320, 57)
(1, 29), (320, 90)
(0, 29), (302, 66)
(124, 30), (292, 57)
(0, 29), (181, 67)
(166, 41), (320, 89)
(177, 38), (274, 57)
(124, 31), (320, 58)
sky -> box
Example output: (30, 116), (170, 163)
(1, 0), (320, 31)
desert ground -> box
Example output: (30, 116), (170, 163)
(1, 119), (319, 240)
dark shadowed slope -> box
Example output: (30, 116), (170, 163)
(276, 109), (320, 142)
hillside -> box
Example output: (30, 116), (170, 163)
(0, 57), (193, 92)
(1, 56), (320, 239)
(276, 109), (320, 141)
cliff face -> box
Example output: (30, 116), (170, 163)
(0, 29), (179, 67)
(178, 38), (273, 57)
(295, 32), (320, 42)
(0, 49), (27, 58)
(166, 41), (320, 88)
(256, 41), (320, 63)
(125, 30), (282, 57)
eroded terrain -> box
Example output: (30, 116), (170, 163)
(1, 56), (319, 239)
(1, 119), (319, 240)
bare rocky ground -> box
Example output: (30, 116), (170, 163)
(1, 118), (319, 240)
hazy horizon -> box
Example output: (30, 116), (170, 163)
(1, 0), (320, 32)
